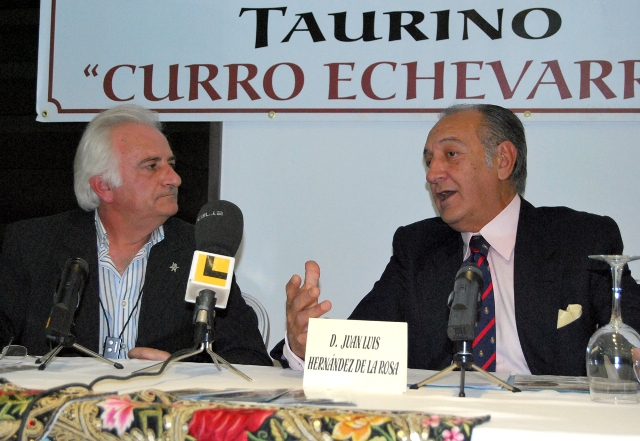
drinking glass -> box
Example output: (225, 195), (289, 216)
(586, 255), (640, 403)
(0, 337), (28, 364)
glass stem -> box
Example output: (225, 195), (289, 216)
(610, 263), (624, 327)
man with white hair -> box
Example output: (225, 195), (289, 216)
(0, 104), (271, 365)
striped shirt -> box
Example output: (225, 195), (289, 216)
(95, 211), (164, 359)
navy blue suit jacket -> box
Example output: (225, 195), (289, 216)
(272, 200), (640, 375)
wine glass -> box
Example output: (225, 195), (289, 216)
(586, 255), (640, 403)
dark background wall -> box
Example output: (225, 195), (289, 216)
(0, 1), (210, 248)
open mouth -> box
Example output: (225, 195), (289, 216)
(436, 191), (455, 203)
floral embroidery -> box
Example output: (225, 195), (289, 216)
(188, 407), (274, 441)
(97, 396), (150, 436)
(442, 426), (465, 441)
(332, 414), (392, 441)
(0, 382), (490, 441)
(422, 415), (441, 428)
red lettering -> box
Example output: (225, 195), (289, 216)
(575, 61), (616, 99)
(618, 60), (640, 99)
(487, 60), (533, 99)
(185, 64), (221, 101)
(403, 61), (444, 100)
(103, 65), (136, 101)
(225, 64), (261, 101)
(527, 60), (572, 99)
(361, 62), (397, 100)
(263, 63), (305, 100)
(141, 64), (183, 101)
(325, 63), (356, 100)
(452, 61), (485, 99)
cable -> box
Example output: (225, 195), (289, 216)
(16, 346), (198, 440)
(87, 346), (198, 389)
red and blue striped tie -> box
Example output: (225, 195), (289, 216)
(467, 235), (496, 371)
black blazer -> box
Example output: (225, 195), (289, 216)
(273, 199), (640, 375)
(0, 209), (272, 366)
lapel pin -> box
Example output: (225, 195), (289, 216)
(170, 262), (179, 272)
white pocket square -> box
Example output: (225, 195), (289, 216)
(557, 304), (582, 329)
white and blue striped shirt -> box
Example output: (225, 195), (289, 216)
(95, 211), (164, 359)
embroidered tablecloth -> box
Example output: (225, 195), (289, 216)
(0, 380), (489, 441)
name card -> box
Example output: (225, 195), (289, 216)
(303, 318), (407, 394)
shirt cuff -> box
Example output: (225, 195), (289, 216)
(283, 333), (305, 371)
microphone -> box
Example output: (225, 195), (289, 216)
(185, 200), (244, 309)
(45, 258), (89, 342)
(447, 262), (483, 342)
(142, 200), (252, 380)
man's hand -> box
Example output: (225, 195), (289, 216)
(128, 347), (170, 361)
(286, 260), (332, 360)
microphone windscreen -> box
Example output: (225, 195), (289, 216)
(195, 200), (244, 256)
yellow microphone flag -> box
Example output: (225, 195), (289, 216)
(194, 254), (231, 286)
(185, 251), (235, 308)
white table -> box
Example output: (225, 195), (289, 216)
(1, 357), (639, 441)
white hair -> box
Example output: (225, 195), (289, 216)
(73, 104), (162, 210)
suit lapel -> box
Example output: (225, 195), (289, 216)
(137, 220), (191, 334)
(53, 210), (102, 351)
(420, 222), (462, 308)
(514, 199), (558, 370)
(415, 223), (461, 367)
(430, 229), (463, 289)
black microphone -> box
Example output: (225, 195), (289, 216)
(195, 199), (243, 257)
(447, 262), (483, 342)
(186, 200), (244, 343)
(45, 258), (89, 343)
(185, 200), (244, 308)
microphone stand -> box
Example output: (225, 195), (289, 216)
(37, 257), (122, 370)
(135, 290), (251, 381)
(36, 334), (123, 371)
(409, 341), (519, 396)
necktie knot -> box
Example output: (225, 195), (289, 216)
(469, 235), (490, 258)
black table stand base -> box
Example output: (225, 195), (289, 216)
(409, 342), (520, 396)
(153, 337), (252, 381)
(134, 291), (252, 382)
(36, 335), (123, 371)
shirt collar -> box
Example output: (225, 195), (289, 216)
(94, 210), (165, 258)
(461, 194), (520, 261)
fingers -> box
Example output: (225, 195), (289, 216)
(286, 260), (321, 310)
(286, 260), (320, 302)
(128, 347), (171, 361)
(303, 260), (320, 289)
(285, 274), (303, 302)
(285, 261), (330, 359)
(294, 300), (332, 332)
(294, 300), (332, 344)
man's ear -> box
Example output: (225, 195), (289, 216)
(496, 141), (517, 182)
(89, 176), (115, 203)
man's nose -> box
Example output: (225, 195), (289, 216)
(165, 165), (182, 187)
(426, 157), (445, 184)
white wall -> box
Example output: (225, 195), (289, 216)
(221, 120), (640, 352)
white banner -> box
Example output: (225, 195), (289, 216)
(37, 1), (640, 121)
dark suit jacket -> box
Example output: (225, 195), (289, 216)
(0, 209), (272, 366)
(272, 200), (640, 376)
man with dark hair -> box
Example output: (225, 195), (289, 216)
(273, 104), (640, 376)
(0, 104), (272, 366)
